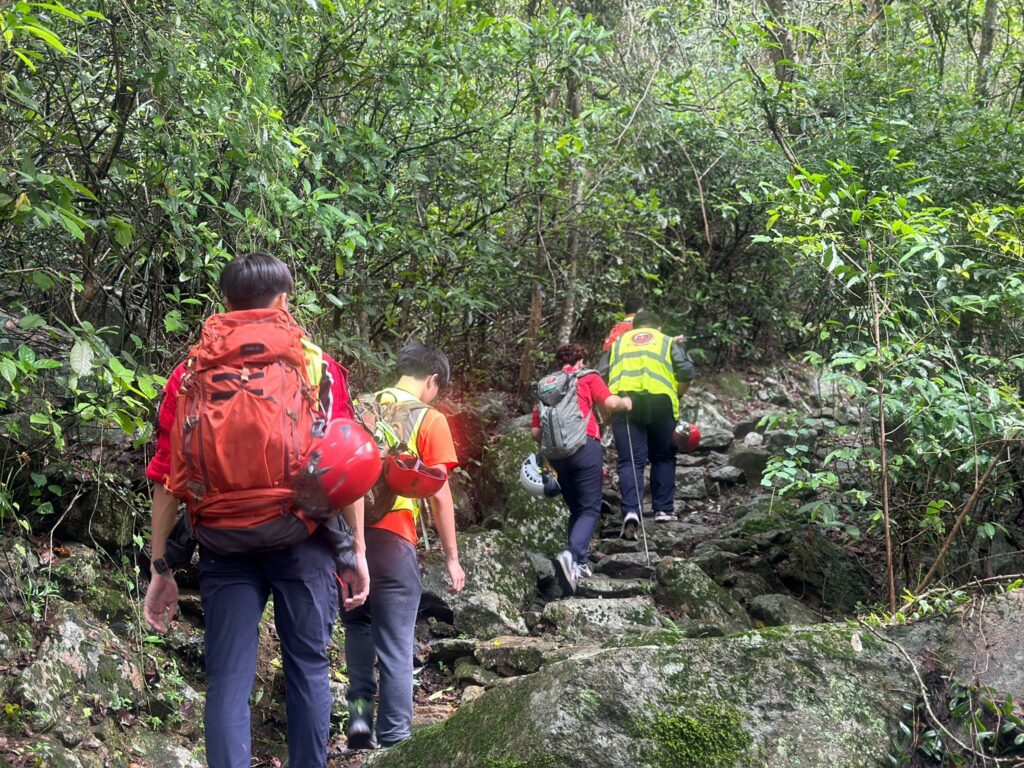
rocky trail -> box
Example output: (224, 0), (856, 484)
(0, 364), (1021, 767)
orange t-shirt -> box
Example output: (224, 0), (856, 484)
(370, 407), (459, 545)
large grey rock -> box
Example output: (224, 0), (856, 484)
(371, 623), (920, 768)
(592, 552), (660, 579)
(647, 520), (717, 556)
(474, 636), (557, 676)
(729, 448), (770, 485)
(697, 426), (734, 450)
(747, 593), (823, 626)
(944, 587), (1024, 699)
(479, 431), (568, 556)
(16, 604), (149, 725)
(420, 530), (537, 639)
(8, 600), (203, 765)
(674, 467), (708, 499)
(692, 399), (737, 433)
(542, 597), (662, 641)
(654, 557), (751, 635)
(576, 577), (654, 599)
(711, 465), (745, 485)
(777, 532), (875, 614)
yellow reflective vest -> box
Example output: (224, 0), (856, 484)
(376, 386), (430, 520)
(607, 326), (680, 418)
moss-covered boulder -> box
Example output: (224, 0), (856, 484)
(370, 623), (918, 768)
(592, 551), (660, 579)
(479, 430), (569, 557)
(654, 558), (752, 635)
(944, 586), (1024, 700)
(542, 597), (662, 642)
(777, 532), (875, 613)
(14, 602), (148, 725)
(747, 593), (823, 627)
(420, 530), (537, 639)
(5, 599), (203, 765)
(576, 577), (654, 598)
(474, 636), (557, 677)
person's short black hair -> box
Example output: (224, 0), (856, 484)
(624, 296), (645, 315)
(219, 252), (294, 310)
(555, 343), (588, 368)
(395, 340), (451, 388)
(633, 310), (662, 329)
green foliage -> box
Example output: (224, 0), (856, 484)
(0, 0), (1022, 594)
(755, 156), (1024, 585)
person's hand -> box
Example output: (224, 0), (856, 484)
(622, 396), (633, 412)
(445, 556), (466, 594)
(144, 572), (179, 633)
(674, 334), (686, 344)
(338, 553), (370, 610)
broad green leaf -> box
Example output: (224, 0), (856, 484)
(69, 339), (94, 376)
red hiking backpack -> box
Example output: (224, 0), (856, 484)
(166, 308), (324, 555)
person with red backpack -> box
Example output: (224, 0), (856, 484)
(342, 340), (465, 751)
(530, 343), (632, 595)
(142, 252), (370, 768)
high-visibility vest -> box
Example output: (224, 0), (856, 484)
(607, 327), (680, 417)
(376, 386), (430, 521)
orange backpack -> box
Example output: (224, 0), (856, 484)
(166, 308), (323, 555)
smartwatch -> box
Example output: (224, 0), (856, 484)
(152, 556), (171, 575)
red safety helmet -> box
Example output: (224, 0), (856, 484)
(672, 420), (702, 453)
(296, 418), (382, 515)
(384, 453), (447, 499)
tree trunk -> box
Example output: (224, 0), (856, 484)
(975, 0), (999, 104)
(762, 0), (796, 86)
(517, 281), (545, 399)
(557, 66), (582, 345)
(516, 0), (546, 398)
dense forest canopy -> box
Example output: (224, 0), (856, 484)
(2, 0), (1024, 596)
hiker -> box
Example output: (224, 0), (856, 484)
(531, 343), (632, 594)
(142, 252), (369, 768)
(599, 311), (696, 537)
(343, 340), (466, 750)
(602, 296), (645, 351)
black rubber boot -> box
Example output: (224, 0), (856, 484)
(346, 698), (376, 750)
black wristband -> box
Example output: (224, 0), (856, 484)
(152, 556), (171, 575)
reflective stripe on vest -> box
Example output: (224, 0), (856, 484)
(377, 386), (429, 520)
(608, 328), (680, 417)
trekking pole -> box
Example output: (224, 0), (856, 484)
(418, 499), (431, 551)
(624, 414), (651, 566)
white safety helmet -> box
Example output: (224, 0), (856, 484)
(520, 453), (545, 497)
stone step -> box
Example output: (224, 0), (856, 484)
(575, 577), (654, 599)
(592, 551), (660, 579)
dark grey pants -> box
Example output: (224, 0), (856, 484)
(341, 527), (422, 745)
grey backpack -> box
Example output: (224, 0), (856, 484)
(536, 369), (594, 460)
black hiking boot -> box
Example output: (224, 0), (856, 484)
(346, 699), (376, 750)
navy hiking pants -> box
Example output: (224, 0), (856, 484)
(612, 392), (676, 516)
(549, 437), (605, 564)
(342, 527), (423, 746)
(198, 534), (338, 768)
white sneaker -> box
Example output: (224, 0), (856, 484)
(554, 550), (577, 594)
(620, 512), (640, 540)
(575, 562), (593, 579)
(653, 511), (678, 522)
